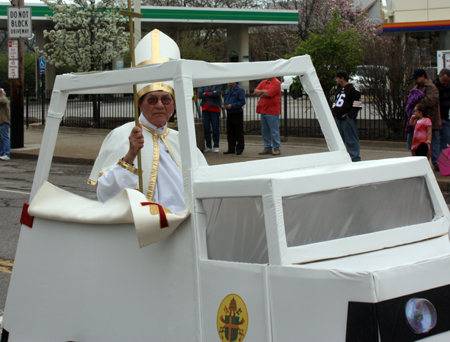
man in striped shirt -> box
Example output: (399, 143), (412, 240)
(332, 70), (362, 162)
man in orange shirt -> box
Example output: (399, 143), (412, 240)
(254, 77), (282, 155)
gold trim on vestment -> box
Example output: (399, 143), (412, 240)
(137, 83), (174, 99)
(142, 125), (169, 200)
(149, 132), (159, 200)
(88, 160), (140, 185)
(117, 158), (140, 175)
(88, 170), (108, 186)
(141, 125), (182, 200)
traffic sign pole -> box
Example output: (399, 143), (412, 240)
(9, 0), (26, 149)
(39, 58), (46, 125)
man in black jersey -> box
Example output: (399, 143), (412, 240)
(332, 70), (362, 162)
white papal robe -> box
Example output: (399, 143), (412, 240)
(88, 114), (207, 213)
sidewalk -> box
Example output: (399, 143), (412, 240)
(10, 124), (450, 191)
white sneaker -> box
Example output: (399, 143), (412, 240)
(0, 154), (10, 160)
(203, 148), (212, 153)
(214, 148), (219, 153)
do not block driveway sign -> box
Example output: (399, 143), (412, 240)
(7, 7), (32, 39)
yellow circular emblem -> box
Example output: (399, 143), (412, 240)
(217, 293), (249, 342)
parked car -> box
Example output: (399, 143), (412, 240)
(281, 75), (295, 90)
(351, 65), (389, 92)
(281, 75), (302, 99)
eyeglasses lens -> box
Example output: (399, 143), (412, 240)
(146, 96), (172, 105)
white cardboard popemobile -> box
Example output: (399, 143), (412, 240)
(4, 31), (450, 342)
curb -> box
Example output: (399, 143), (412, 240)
(27, 123), (111, 135)
(438, 180), (450, 192)
(9, 151), (96, 165)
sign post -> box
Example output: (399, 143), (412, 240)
(8, 1), (31, 148)
(39, 58), (46, 124)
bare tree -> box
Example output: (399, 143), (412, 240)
(273, 0), (374, 41)
(249, 26), (297, 61)
(139, 0), (263, 62)
(172, 26), (227, 62)
(361, 36), (419, 139)
(141, 0), (263, 8)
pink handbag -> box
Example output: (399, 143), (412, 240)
(437, 146), (450, 176)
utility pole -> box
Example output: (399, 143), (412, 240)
(9, 0), (25, 148)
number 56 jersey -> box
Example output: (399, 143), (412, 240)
(332, 84), (362, 120)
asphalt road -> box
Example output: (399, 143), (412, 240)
(0, 159), (96, 314)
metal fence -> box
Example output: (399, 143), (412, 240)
(25, 89), (405, 141)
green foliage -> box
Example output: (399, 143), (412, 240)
(0, 53), (37, 95)
(172, 28), (227, 62)
(288, 11), (364, 104)
(37, 0), (128, 72)
(24, 53), (37, 92)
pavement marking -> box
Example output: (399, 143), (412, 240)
(0, 188), (31, 195)
(0, 259), (13, 274)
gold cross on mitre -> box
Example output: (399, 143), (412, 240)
(136, 30), (169, 67)
(134, 29), (180, 98)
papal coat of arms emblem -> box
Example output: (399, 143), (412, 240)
(217, 294), (248, 342)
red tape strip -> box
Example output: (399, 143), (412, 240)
(141, 202), (169, 229)
(20, 203), (34, 228)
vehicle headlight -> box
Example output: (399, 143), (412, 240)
(405, 298), (437, 334)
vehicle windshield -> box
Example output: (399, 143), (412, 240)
(356, 66), (370, 78)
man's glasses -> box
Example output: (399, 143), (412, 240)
(145, 96), (173, 105)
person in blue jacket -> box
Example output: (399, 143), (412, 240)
(199, 85), (222, 153)
(222, 82), (246, 155)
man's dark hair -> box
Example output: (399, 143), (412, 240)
(439, 68), (450, 78)
(411, 69), (427, 80)
(335, 71), (349, 81)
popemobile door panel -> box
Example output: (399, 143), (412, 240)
(199, 260), (270, 342)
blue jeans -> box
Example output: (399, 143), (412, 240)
(0, 123), (10, 157)
(407, 131), (414, 150)
(202, 110), (220, 148)
(440, 119), (450, 151)
(334, 117), (361, 162)
(431, 129), (440, 167)
(261, 114), (281, 151)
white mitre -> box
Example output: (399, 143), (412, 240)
(135, 29), (181, 98)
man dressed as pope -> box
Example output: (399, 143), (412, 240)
(88, 30), (206, 217)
